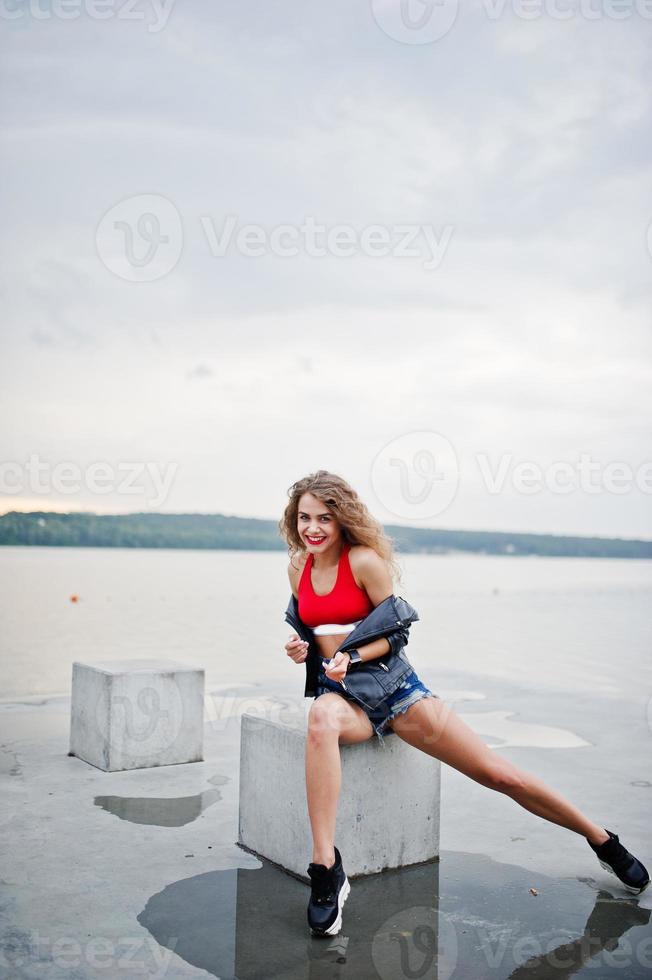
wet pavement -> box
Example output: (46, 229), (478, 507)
(1, 682), (651, 979)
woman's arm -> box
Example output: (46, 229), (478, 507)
(349, 635), (391, 662)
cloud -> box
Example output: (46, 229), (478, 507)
(0, 2), (650, 536)
(187, 363), (214, 380)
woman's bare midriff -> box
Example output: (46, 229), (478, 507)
(314, 633), (351, 662)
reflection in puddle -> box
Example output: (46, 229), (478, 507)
(94, 773), (229, 826)
(503, 890), (651, 979)
(138, 850), (651, 979)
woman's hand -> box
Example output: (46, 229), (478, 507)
(285, 633), (309, 663)
(323, 650), (351, 683)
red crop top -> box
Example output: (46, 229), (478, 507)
(298, 541), (374, 628)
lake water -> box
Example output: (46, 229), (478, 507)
(3, 546), (651, 980)
(1, 546), (651, 706)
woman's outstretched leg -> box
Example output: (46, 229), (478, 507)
(390, 695), (649, 893)
(388, 696), (609, 843)
(305, 692), (374, 866)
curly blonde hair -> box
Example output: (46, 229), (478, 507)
(278, 469), (403, 587)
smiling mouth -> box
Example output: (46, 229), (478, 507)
(306, 535), (326, 544)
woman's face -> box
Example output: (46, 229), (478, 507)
(297, 491), (342, 554)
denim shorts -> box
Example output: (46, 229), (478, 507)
(314, 659), (440, 747)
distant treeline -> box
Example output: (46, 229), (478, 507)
(0, 510), (650, 558)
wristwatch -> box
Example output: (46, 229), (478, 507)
(346, 649), (362, 669)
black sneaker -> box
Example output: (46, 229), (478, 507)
(587, 829), (650, 895)
(307, 846), (350, 937)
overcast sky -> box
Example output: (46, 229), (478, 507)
(1, 0), (651, 539)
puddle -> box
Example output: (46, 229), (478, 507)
(94, 773), (229, 826)
(458, 709), (591, 749)
(137, 850), (651, 979)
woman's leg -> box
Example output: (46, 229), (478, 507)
(306, 692), (374, 866)
(388, 697), (609, 845)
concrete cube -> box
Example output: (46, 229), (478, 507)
(237, 711), (440, 879)
(69, 658), (205, 772)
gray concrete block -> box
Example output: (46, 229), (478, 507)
(69, 658), (205, 772)
(237, 711), (440, 879)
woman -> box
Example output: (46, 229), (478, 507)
(279, 470), (649, 938)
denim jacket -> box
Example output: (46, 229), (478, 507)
(283, 593), (420, 699)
